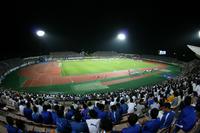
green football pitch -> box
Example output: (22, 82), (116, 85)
(59, 58), (157, 76)
(1, 58), (181, 95)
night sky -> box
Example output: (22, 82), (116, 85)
(2, 1), (200, 61)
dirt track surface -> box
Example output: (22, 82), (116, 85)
(20, 61), (167, 87)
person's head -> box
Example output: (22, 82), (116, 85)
(128, 114), (138, 126)
(184, 96), (191, 106)
(26, 102), (31, 108)
(154, 97), (158, 103)
(6, 116), (14, 126)
(74, 112), (82, 122)
(100, 118), (113, 132)
(57, 109), (64, 118)
(33, 106), (38, 113)
(53, 105), (59, 112)
(89, 109), (98, 119)
(82, 103), (88, 109)
(111, 105), (117, 111)
(150, 108), (159, 119)
(16, 119), (25, 131)
(162, 102), (171, 112)
(120, 99), (125, 104)
(130, 98), (133, 103)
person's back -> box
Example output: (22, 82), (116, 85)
(41, 105), (52, 124)
(142, 108), (161, 133)
(56, 109), (71, 133)
(32, 106), (42, 123)
(176, 105), (196, 132)
(86, 110), (101, 133)
(160, 103), (175, 128)
(23, 102), (32, 120)
(5, 116), (18, 133)
(70, 112), (89, 133)
(175, 96), (197, 132)
(122, 114), (141, 133)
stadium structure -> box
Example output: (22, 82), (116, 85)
(0, 51), (200, 133)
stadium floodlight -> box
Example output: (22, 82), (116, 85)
(198, 30), (200, 38)
(36, 30), (45, 37)
(117, 33), (126, 41)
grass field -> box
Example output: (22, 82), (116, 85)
(59, 58), (157, 76)
(1, 58), (181, 95)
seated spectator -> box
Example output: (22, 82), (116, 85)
(97, 104), (107, 120)
(108, 105), (120, 124)
(70, 112), (89, 132)
(32, 106), (42, 123)
(56, 109), (71, 133)
(66, 105), (75, 120)
(16, 119), (26, 133)
(160, 103), (175, 129)
(5, 116), (18, 133)
(135, 99), (145, 116)
(81, 103), (90, 121)
(100, 118), (118, 133)
(51, 105), (59, 124)
(86, 109), (101, 133)
(127, 98), (136, 113)
(142, 108), (161, 133)
(150, 97), (160, 109)
(174, 96), (197, 132)
(120, 99), (128, 114)
(122, 114), (141, 133)
(41, 105), (52, 124)
(23, 102), (32, 120)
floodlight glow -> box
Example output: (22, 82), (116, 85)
(117, 33), (126, 40)
(198, 31), (200, 38)
(36, 30), (45, 37)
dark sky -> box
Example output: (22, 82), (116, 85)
(2, 1), (200, 61)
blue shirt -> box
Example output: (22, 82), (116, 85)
(143, 118), (161, 133)
(5, 124), (18, 133)
(122, 124), (141, 133)
(176, 106), (197, 132)
(23, 108), (33, 120)
(70, 121), (88, 133)
(120, 104), (128, 114)
(32, 112), (42, 123)
(81, 108), (90, 121)
(108, 111), (120, 124)
(51, 111), (58, 124)
(160, 110), (175, 128)
(97, 110), (107, 120)
(56, 117), (71, 133)
(41, 111), (52, 124)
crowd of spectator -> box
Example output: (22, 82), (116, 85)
(0, 64), (200, 133)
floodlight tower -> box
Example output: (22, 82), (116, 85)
(36, 30), (45, 37)
(117, 33), (126, 41)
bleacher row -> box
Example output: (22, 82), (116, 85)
(0, 53), (200, 133)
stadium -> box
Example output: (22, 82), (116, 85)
(1, 52), (181, 95)
(1, 1), (200, 133)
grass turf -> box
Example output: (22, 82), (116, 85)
(59, 58), (157, 76)
(1, 59), (181, 95)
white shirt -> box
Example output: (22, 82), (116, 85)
(127, 102), (136, 113)
(86, 118), (101, 133)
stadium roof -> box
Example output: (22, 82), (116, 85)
(187, 45), (200, 58)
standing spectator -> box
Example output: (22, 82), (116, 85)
(41, 105), (52, 124)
